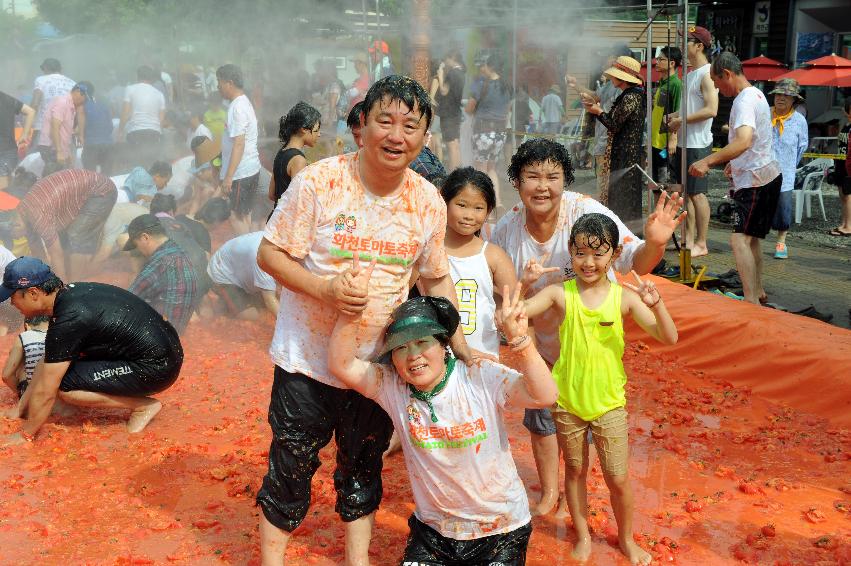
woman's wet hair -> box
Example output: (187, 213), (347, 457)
(347, 100), (365, 129)
(150, 193), (177, 215)
(569, 213), (619, 253)
(196, 197), (231, 224)
(362, 75), (433, 130)
(441, 167), (496, 213)
(278, 101), (321, 146)
(25, 315), (50, 326)
(507, 138), (575, 187)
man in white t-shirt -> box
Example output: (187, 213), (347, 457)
(30, 58), (75, 143)
(690, 52), (781, 304)
(256, 75), (471, 566)
(207, 231), (278, 319)
(118, 65), (165, 168)
(216, 64), (261, 235)
(666, 25), (719, 258)
(490, 138), (685, 517)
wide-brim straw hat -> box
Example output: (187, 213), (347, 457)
(604, 56), (643, 85)
(769, 78), (804, 101)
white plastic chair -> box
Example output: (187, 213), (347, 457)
(794, 158), (830, 224)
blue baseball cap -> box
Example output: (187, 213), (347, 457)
(0, 257), (57, 303)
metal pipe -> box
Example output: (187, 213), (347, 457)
(630, 163), (662, 189)
(512, 0), (518, 149)
(646, 0), (654, 217)
(680, 0), (689, 247)
(678, 0), (691, 280)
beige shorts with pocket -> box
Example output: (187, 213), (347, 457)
(553, 406), (629, 477)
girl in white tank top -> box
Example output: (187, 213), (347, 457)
(441, 167), (517, 358)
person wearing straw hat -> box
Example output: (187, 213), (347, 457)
(768, 78), (808, 259)
(566, 45), (634, 197)
(583, 55), (647, 226)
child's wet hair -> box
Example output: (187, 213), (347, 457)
(347, 100), (365, 129)
(362, 75), (433, 130)
(569, 213), (619, 252)
(25, 315), (50, 326)
(507, 138), (575, 187)
(440, 167), (496, 212)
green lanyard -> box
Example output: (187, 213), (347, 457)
(408, 356), (456, 423)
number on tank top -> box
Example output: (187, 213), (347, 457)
(455, 278), (478, 335)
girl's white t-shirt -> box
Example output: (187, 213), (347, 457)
(370, 360), (530, 540)
(448, 242), (499, 358)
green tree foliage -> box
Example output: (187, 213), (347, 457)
(33, 0), (353, 37)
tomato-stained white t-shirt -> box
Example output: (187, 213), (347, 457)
(371, 360), (530, 540)
(264, 152), (448, 387)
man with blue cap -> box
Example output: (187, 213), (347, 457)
(0, 257), (183, 446)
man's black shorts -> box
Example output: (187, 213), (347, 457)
(731, 175), (782, 239)
(402, 515), (532, 566)
(228, 172), (260, 217)
(59, 358), (181, 397)
(256, 367), (392, 532)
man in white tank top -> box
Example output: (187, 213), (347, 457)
(666, 25), (718, 258)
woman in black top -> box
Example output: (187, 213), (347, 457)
(268, 101), (321, 208)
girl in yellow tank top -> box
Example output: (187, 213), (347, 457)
(524, 212), (678, 565)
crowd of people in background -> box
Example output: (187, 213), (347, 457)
(0, 21), (849, 565)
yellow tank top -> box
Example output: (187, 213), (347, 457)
(551, 279), (627, 421)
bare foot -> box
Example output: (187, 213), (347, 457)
(691, 244), (709, 257)
(531, 490), (559, 516)
(553, 493), (569, 519)
(620, 538), (652, 565)
(127, 400), (162, 433)
(571, 536), (592, 562)
(383, 430), (402, 458)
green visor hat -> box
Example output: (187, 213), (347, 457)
(375, 296), (460, 364)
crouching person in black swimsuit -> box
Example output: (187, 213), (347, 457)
(1, 257), (183, 446)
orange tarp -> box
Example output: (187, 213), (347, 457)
(0, 272), (849, 564)
(623, 276), (851, 427)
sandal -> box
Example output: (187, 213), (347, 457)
(827, 228), (851, 237)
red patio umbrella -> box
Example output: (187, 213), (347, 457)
(741, 55), (786, 82)
(772, 54), (851, 87)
